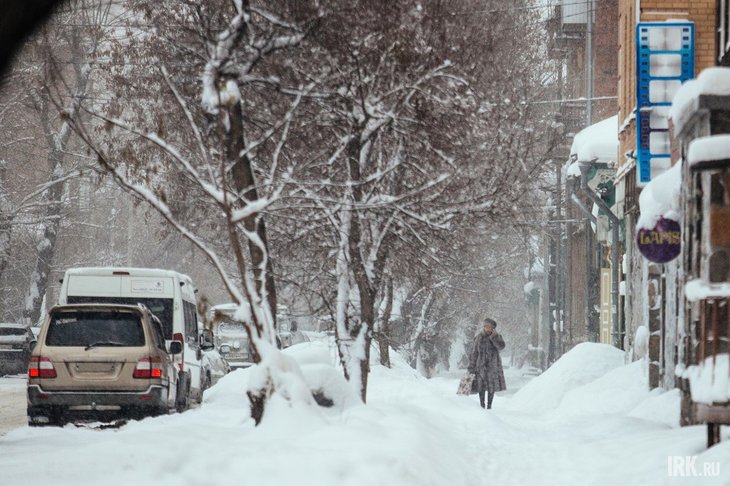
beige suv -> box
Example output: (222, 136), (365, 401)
(27, 304), (182, 426)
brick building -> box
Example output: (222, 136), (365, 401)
(616, 0), (718, 390)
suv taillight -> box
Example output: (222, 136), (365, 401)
(133, 357), (162, 379)
(28, 356), (57, 379)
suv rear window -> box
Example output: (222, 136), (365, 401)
(45, 311), (145, 347)
(68, 296), (173, 338)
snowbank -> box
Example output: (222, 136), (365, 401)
(508, 343), (625, 412)
(556, 359), (649, 416)
(509, 343), (680, 428)
(628, 388), (681, 428)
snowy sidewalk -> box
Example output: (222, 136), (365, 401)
(0, 342), (728, 486)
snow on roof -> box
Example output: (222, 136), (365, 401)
(64, 266), (193, 282)
(686, 135), (730, 168)
(570, 115), (618, 163)
(211, 303), (240, 312)
(669, 67), (730, 135)
(0, 323), (27, 330)
(566, 161), (582, 178)
(685, 279), (730, 302)
(636, 161), (682, 230)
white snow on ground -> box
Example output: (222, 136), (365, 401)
(0, 375), (27, 434)
(0, 338), (728, 486)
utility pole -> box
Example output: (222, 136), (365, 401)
(585, 0), (594, 124)
(555, 160), (564, 358)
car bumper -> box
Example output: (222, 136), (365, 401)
(27, 384), (167, 409)
(227, 360), (254, 370)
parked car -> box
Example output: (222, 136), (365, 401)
(27, 304), (183, 426)
(209, 304), (258, 369)
(201, 348), (230, 391)
(58, 267), (208, 410)
(0, 323), (33, 376)
(278, 320), (309, 349)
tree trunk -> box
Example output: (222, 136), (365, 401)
(378, 276), (393, 367)
(24, 154), (64, 325)
(345, 135), (377, 402)
(227, 99), (278, 327)
(0, 164), (12, 285)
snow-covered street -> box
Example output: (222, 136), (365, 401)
(1, 337), (727, 486)
(0, 375), (26, 435)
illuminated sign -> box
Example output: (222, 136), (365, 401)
(636, 22), (694, 185)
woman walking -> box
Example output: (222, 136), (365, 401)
(468, 318), (506, 409)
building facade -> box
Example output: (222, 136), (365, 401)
(617, 0), (718, 390)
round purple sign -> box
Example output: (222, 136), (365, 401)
(637, 217), (681, 263)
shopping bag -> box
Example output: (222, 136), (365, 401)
(456, 373), (476, 395)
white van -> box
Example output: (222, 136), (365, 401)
(58, 267), (207, 410)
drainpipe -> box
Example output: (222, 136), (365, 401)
(578, 163), (621, 349)
(570, 193), (597, 225)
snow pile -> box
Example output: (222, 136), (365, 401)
(684, 354), (730, 405)
(628, 388), (681, 428)
(508, 343), (625, 412)
(636, 160), (681, 230)
(633, 325), (650, 360)
(687, 135), (730, 167)
(570, 115), (618, 163)
(670, 67), (730, 135)
(555, 360), (650, 417)
(685, 279), (730, 301)
(508, 342), (680, 427)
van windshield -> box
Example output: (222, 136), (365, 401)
(218, 319), (246, 334)
(46, 311), (144, 347)
(67, 297), (174, 338)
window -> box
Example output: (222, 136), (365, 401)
(67, 296), (174, 338)
(183, 300), (198, 341)
(46, 311), (144, 347)
(150, 316), (167, 352)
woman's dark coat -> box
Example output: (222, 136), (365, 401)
(468, 331), (506, 393)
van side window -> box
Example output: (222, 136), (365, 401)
(183, 301), (197, 342)
(151, 316), (167, 352)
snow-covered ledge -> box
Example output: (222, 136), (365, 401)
(685, 279), (730, 302)
(669, 67), (730, 137)
(687, 135), (730, 170)
(569, 115), (619, 167)
(636, 161), (681, 230)
(682, 355), (730, 405)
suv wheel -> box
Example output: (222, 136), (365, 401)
(175, 371), (189, 413)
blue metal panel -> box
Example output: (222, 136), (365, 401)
(636, 22), (695, 185)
